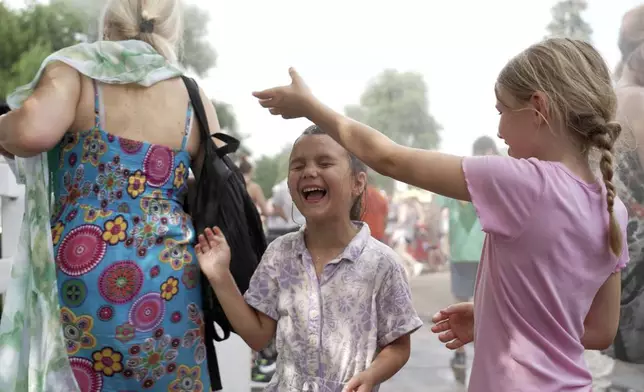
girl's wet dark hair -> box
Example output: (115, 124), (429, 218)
(298, 125), (368, 221)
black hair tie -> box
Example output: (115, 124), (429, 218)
(139, 18), (155, 34)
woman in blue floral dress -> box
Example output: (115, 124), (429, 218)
(0, 1), (220, 391)
(50, 80), (209, 391)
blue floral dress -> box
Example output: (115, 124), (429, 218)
(51, 80), (211, 391)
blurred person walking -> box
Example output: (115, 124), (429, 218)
(434, 135), (499, 383)
(585, 5), (644, 391)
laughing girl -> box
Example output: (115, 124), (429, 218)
(195, 125), (422, 392)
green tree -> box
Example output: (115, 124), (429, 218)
(180, 4), (217, 78)
(0, 1), (86, 98)
(546, 0), (593, 42)
(345, 69), (441, 193)
(254, 146), (291, 198)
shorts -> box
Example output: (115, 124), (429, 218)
(450, 261), (479, 301)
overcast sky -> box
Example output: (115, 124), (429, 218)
(6, 0), (642, 157)
(190, 0), (641, 158)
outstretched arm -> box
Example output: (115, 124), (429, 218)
(254, 68), (470, 201)
(309, 100), (469, 201)
(195, 228), (276, 352)
(208, 267), (277, 351)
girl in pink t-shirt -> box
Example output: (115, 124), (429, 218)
(251, 38), (630, 391)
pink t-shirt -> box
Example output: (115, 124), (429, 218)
(462, 156), (629, 392)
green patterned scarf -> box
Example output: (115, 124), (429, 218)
(0, 40), (183, 392)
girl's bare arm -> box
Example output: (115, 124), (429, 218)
(306, 100), (470, 201)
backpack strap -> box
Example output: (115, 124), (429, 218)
(180, 75), (227, 390)
(180, 76), (240, 157)
(182, 77), (210, 146)
(212, 132), (240, 157)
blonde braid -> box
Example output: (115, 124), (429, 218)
(591, 121), (623, 257)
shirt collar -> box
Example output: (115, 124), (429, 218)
(295, 221), (371, 263)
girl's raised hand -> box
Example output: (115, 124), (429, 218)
(195, 227), (231, 281)
(252, 68), (315, 120)
(430, 302), (475, 350)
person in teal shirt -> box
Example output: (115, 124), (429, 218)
(435, 136), (498, 384)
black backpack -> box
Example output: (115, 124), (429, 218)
(181, 76), (267, 384)
(0, 101), (10, 116)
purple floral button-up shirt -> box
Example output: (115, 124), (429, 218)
(244, 223), (423, 392)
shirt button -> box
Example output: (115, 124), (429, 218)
(308, 335), (317, 346)
(310, 309), (319, 318)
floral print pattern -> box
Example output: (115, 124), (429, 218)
(0, 40), (206, 391)
(173, 162), (187, 190)
(102, 215), (128, 245)
(127, 171), (147, 198)
(243, 224), (423, 391)
(95, 160), (126, 203)
(61, 307), (97, 355)
(125, 334), (178, 388)
(92, 347), (124, 377)
(160, 239), (193, 270)
(52, 221), (65, 245)
(161, 277), (180, 301)
(168, 365), (204, 392)
(81, 129), (107, 166)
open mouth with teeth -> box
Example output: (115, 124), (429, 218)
(301, 187), (328, 203)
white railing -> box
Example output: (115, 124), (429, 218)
(0, 258), (12, 294)
(0, 157), (23, 293)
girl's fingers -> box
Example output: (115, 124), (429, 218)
(443, 302), (473, 315)
(195, 244), (202, 254)
(252, 89), (277, 101)
(431, 311), (448, 323)
(446, 338), (464, 350)
(197, 234), (209, 251)
(256, 97), (275, 107)
(288, 67), (302, 84)
(430, 319), (450, 333)
(438, 330), (456, 343)
(205, 228), (218, 247)
(269, 107), (282, 116)
(342, 378), (359, 392)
